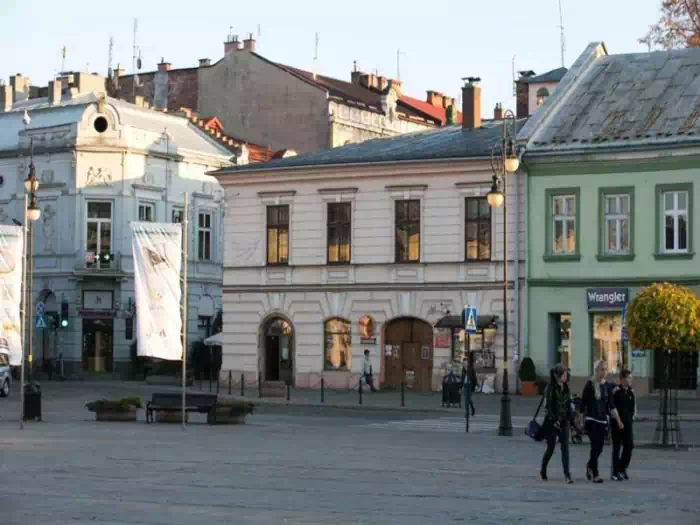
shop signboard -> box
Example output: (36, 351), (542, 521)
(586, 288), (628, 309)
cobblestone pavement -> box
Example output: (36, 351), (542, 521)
(2, 408), (699, 525)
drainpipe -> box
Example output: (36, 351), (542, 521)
(516, 147), (528, 392)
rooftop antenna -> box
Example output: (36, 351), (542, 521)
(108, 36), (114, 79)
(396, 49), (406, 80)
(227, 25), (234, 42)
(61, 45), (66, 73)
(313, 32), (319, 79)
(132, 18), (139, 99)
(558, 0), (566, 68)
(257, 24), (261, 37)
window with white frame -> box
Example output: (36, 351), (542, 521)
(198, 212), (212, 261)
(552, 194), (576, 254)
(663, 190), (689, 253)
(86, 202), (112, 268)
(604, 194), (630, 254)
(138, 202), (155, 222)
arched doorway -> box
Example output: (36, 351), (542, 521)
(262, 317), (294, 385)
(383, 317), (434, 392)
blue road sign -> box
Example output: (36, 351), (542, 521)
(36, 302), (45, 316)
(35, 316), (47, 329)
(464, 306), (478, 333)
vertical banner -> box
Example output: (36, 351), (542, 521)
(0, 226), (24, 366)
(132, 222), (182, 361)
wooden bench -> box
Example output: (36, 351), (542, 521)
(146, 392), (218, 423)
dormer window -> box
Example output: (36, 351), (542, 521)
(536, 87), (550, 107)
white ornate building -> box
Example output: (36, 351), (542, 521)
(0, 73), (232, 376)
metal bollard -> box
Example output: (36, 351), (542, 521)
(401, 379), (405, 407)
(286, 382), (290, 401)
(241, 372), (245, 397)
(228, 370), (232, 395)
(359, 380), (363, 405)
(321, 378), (325, 403)
(258, 372), (262, 399)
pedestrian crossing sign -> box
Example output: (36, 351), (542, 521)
(464, 306), (478, 333)
(35, 316), (48, 329)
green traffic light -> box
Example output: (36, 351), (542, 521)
(61, 319), (68, 328)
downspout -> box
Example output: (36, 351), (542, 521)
(520, 148), (529, 382)
(514, 146), (527, 394)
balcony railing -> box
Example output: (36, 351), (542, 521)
(75, 250), (122, 273)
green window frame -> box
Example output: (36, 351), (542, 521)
(654, 183), (694, 260)
(597, 187), (635, 261)
(544, 187), (581, 262)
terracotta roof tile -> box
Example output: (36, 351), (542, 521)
(398, 95), (462, 125)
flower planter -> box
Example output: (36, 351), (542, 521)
(95, 408), (137, 422)
(520, 381), (539, 396)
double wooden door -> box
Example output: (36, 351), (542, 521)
(384, 318), (433, 392)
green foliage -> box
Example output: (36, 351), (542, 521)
(86, 397), (143, 413)
(627, 282), (700, 352)
(518, 357), (537, 382)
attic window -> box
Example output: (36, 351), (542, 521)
(94, 116), (108, 133)
(536, 87), (550, 107)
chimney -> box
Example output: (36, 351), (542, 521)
(387, 79), (402, 95)
(377, 76), (388, 91)
(10, 74), (31, 102)
(461, 77), (481, 129)
(48, 79), (62, 105)
(351, 61), (361, 85)
(75, 72), (106, 95)
(224, 35), (242, 54)
(243, 33), (256, 52)
(157, 59), (171, 72)
(113, 66), (124, 78)
(494, 103), (503, 120)
(516, 71), (535, 119)
(426, 90), (444, 108)
(199, 58), (211, 67)
(0, 82), (13, 112)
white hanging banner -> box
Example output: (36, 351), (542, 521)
(132, 222), (183, 361)
(0, 226), (24, 366)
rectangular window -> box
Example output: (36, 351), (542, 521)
(465, 197), (491, 261)
(327, 202), (351, 264)
(198, 212), (212, 261)
(324, 318), (351, 370)
(267, 205), (289, 265)
(395, 200), (420, 263)
(662, 190), (689, 253)
(604, 194), (630, 254)
(551, 194), (576, 254)
(86, 202), (112, 269)
(138, 202), (155, 222)
(198, 315), (212, 340)
(172, 208), (184, 224)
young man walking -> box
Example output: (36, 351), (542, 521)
(362, 349), (377, 392)
(611, 368), (636, 481)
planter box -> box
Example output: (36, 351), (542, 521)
(520, 381), (538, 396)
(95, 408), (137, 422)
(156, 411), (189, 423)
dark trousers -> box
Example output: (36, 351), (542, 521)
(541, 419), (570, 477)
(612, 423), (634, 475)
(362, 374), (377, 392)
(463, 385), (475, 415)
(586, 421), (607, 477)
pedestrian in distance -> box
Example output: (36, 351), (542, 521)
(361, 349), (377, 393)
(460, 354), (477, 416)
(540, 363), (574, 484)
(610, 368), (636, 481)
(581, 360), (612, 483)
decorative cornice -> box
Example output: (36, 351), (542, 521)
(385, 184), (428, 191)
(317, 187), (359, 194)
(257, 190), (297, 198)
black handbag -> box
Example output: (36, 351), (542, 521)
(525, 392), (548, 441)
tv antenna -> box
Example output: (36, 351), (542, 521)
(108, 36), (114, 78)
(396, 49), (406, 80)
(132, 18), (143, 98)
(257, 24), (261, 38)
(558, 0), (566, 67)
(61, 45), (66, 73)
(313, 32), (319, 79)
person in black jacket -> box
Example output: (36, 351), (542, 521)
(610, 368), (636, 481)
(540, 363), (573, 484)
(460, 354), (477, 416)
(581, 360), (613, 483)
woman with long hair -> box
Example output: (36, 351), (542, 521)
(540, 363), (573, 484)
(581, 360), (612, 483)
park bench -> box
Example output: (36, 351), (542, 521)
(146, 392), (218, 423)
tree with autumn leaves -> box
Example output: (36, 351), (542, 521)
(641, 1), (700, 49)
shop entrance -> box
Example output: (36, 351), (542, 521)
(262, 318), (294, 385)
(82, 319), (114, 372)
(384, 317), (433, 392)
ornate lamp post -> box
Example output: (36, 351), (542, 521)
(487, 109), (519, 437)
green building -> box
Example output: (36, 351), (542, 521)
(519, 43), (700, 396)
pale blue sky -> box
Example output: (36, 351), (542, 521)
(2, 0), (660, 115)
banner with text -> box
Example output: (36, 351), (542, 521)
(132, 222), (183, 361)
(0, 226), (24, 366)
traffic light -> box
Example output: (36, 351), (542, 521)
(60, 301), (69, 328)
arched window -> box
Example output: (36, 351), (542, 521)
(536, 87), (550, 107)
(324, 318), (351, 370)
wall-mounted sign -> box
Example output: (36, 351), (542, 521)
(360, 337), (377, 345)
(433, 328), (450, 348)
(83, 290), (114, 310)
(586, 288), (628, 309)
(359, 315), (375, 338)
(421, 345), (431, 360)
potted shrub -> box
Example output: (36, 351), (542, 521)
(207, 399), (255, 425)
(518, 358), (538, 396)
(86, 397), (142, 422)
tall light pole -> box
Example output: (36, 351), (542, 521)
(487, 109), (519, 437)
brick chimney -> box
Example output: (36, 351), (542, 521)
(442, 96), (455, 109)
(157, 59), (172, 72)
(494, 103), (503, 120)
(10, 74), (31, 102)
(0, 82), (12, 112)
(224, 35), (242, 54)
(516, 70), (535, 119)
(243, 34), (256, 52)
(461, 77), (481, 129)
(377, 76), (389, 91)
(427, 90), (444, 108)
(48, 79), (62, 105)
(199, 58), (211, 67)
(387, 79), (402, 95)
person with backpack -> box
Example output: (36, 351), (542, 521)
(610, 368), (636, 481)
(540, 363), (574, 484)
(581, 360), (613, 483)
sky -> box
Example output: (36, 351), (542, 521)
(1, 0), (662, 115)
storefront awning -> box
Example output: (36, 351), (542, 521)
(203, 332), (224, 346)
(434, 314), (498, 330)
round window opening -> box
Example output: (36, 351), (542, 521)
(93, 116), (108, 133)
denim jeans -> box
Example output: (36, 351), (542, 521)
(541, 419), (570, 477)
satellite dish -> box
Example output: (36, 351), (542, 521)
(137, 57), (142, 70)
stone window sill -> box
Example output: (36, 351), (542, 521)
(596, 254), (636, 262)
(542, 254), (581, 262)
(653, 252), (695, 260)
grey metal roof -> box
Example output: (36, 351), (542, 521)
(213, 120), (526, 174)
(527, 67), (568, 84)
(521, 44), (700, 153)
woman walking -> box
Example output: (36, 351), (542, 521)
(581, 360), (612, 483)
(540, 363), (573, 484)
(461, 354), (477, 416)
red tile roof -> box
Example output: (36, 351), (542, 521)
(399, 95), (462, 125)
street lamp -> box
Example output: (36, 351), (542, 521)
(488, 109), (519, 437)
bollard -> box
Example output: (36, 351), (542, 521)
(286, 382), (290, 401)
(321, 378), (325, 403)
(401, 379), (405, 407)
(228, 370), (232, 395)
(241, 373), (245, 397)
(258, 372), (262, 399)
(359, 380), (363, 405)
